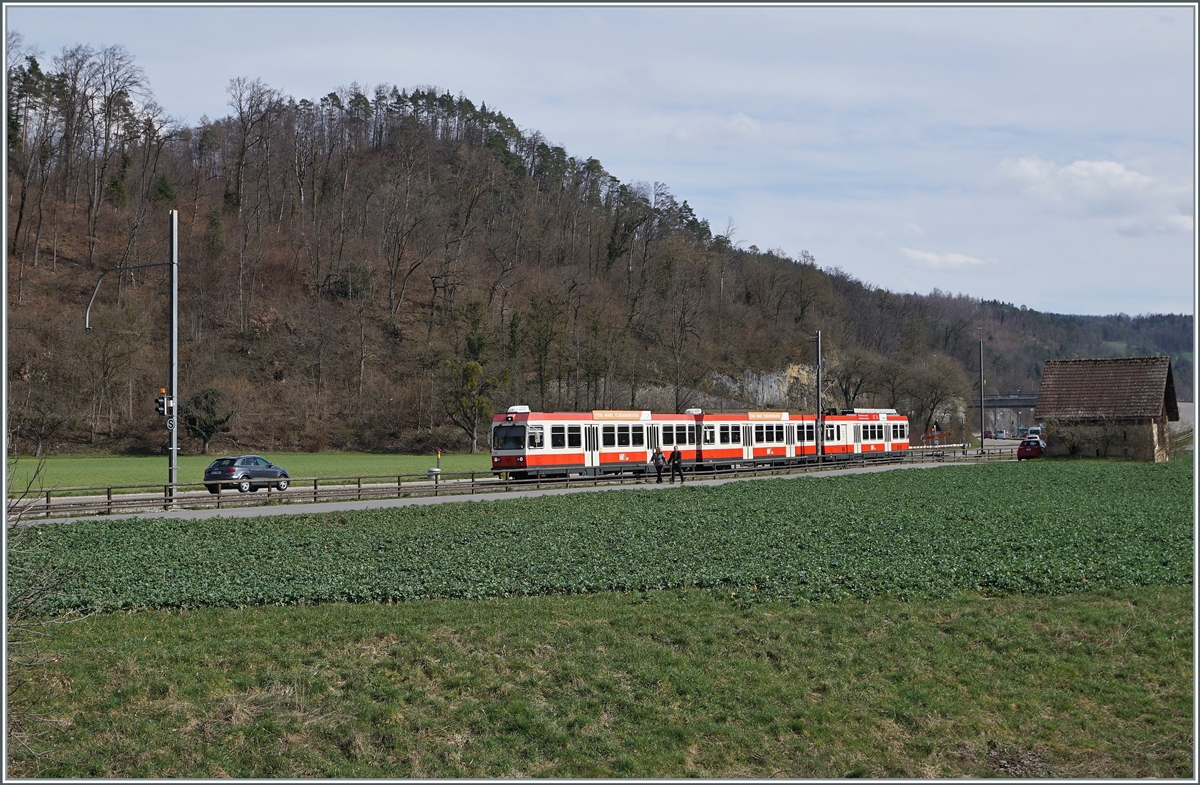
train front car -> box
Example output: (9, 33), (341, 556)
(490, 407), (655, 479)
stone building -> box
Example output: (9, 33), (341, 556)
(1034, 357), (1179, 462)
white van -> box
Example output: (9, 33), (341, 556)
(1026, 426), (1042, 439)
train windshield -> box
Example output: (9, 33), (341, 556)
(492, 425), (526, 451)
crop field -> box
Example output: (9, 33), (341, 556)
(7, 451), (492, 491)
(7, 459), (1194, 778)
(10, 459), (1192, 615)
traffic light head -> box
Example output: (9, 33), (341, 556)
(155, 395), (167, 416)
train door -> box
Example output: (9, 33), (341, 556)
(853, 424), (862, 455)
(743, 425), (753, 462)
(584, 425), (600, 474)
(786, 424), (796, 460)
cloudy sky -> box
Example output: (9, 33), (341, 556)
(6, 3), (1196, 316)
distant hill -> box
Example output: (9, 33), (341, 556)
(6, 43), (1192, 455)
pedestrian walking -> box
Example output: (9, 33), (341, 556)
(652, 447), (666, 484)
(669, 448), (684, 484)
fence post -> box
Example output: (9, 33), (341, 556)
(45, 490), (51, 518)
(471, 472), (476, 494)
(107, 487), (113, 515)
(434, 471), (439, 496)
(397, 475), (403, 498)
(357, 477), (362, 501)
(313, 478), (319, 503)
(164, 484), (170, 511)
(217, 482), (222, 509)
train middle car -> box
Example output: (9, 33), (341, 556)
(490, 406), (910, 478)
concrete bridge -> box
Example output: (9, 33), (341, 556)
(966, 392), (1039, 409)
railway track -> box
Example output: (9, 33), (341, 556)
(7, 445), (1016, 522)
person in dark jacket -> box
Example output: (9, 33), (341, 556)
(669, 448), (684, 484)
(652, 447), (666, 483)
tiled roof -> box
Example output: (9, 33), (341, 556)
(1034, 356), (1178, 421)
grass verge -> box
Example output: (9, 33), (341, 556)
(6, 586), (1193, 778)
(7, 451), (492, 492)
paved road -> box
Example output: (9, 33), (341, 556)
(24, 459), (984, 527)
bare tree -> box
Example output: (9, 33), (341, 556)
(826, 346), (881, 410)
(82, 44), (148, 269)
(905, 355), (970, 438)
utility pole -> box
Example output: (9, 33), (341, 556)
(979, 328), (985, 453)
(168, 210), (179, 504)
(816, 330), (823, 465)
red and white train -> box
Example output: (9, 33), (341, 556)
(490, 406), (910, 478)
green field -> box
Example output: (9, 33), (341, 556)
(7, 587), (1192, 778)
(10, 460), (1191, 615)
(7, 451), (493, 491)
(7, 459), (1193, 777)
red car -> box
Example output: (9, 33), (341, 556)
(1017, 438), (1045, 460)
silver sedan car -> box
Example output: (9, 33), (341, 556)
(204, 455), (290, 493)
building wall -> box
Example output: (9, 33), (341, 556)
(1043, 417), (1166, 461)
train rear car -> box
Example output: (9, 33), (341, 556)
(820, 409), (909, 459)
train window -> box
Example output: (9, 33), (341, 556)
(602, 425), (616, 447)
(703, 425), (716, 444)
(551, 425), (566, 448)
(687, 425), (696, 444)
(662, 426), (675, 446)
(492, 425), (525, 451)
(617, 425), (630, 447)
(568, 425), (582, 448)
(754, 425), (764, 443)
(774, 425), (784, 442)
(631, 425), (645, 446)
(731, 427), (741, 444)
(719, 425), (730, 444)
(528, 426), (545, 449)
(672, 425), (686, 445)
(825, 424), (835, 442)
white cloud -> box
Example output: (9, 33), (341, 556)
(1001, 156), (1192, 234)
(670, 112), (763, 145)
(900, 248), (987, 269)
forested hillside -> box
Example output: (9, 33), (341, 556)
(6, 41), (1192, 457)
